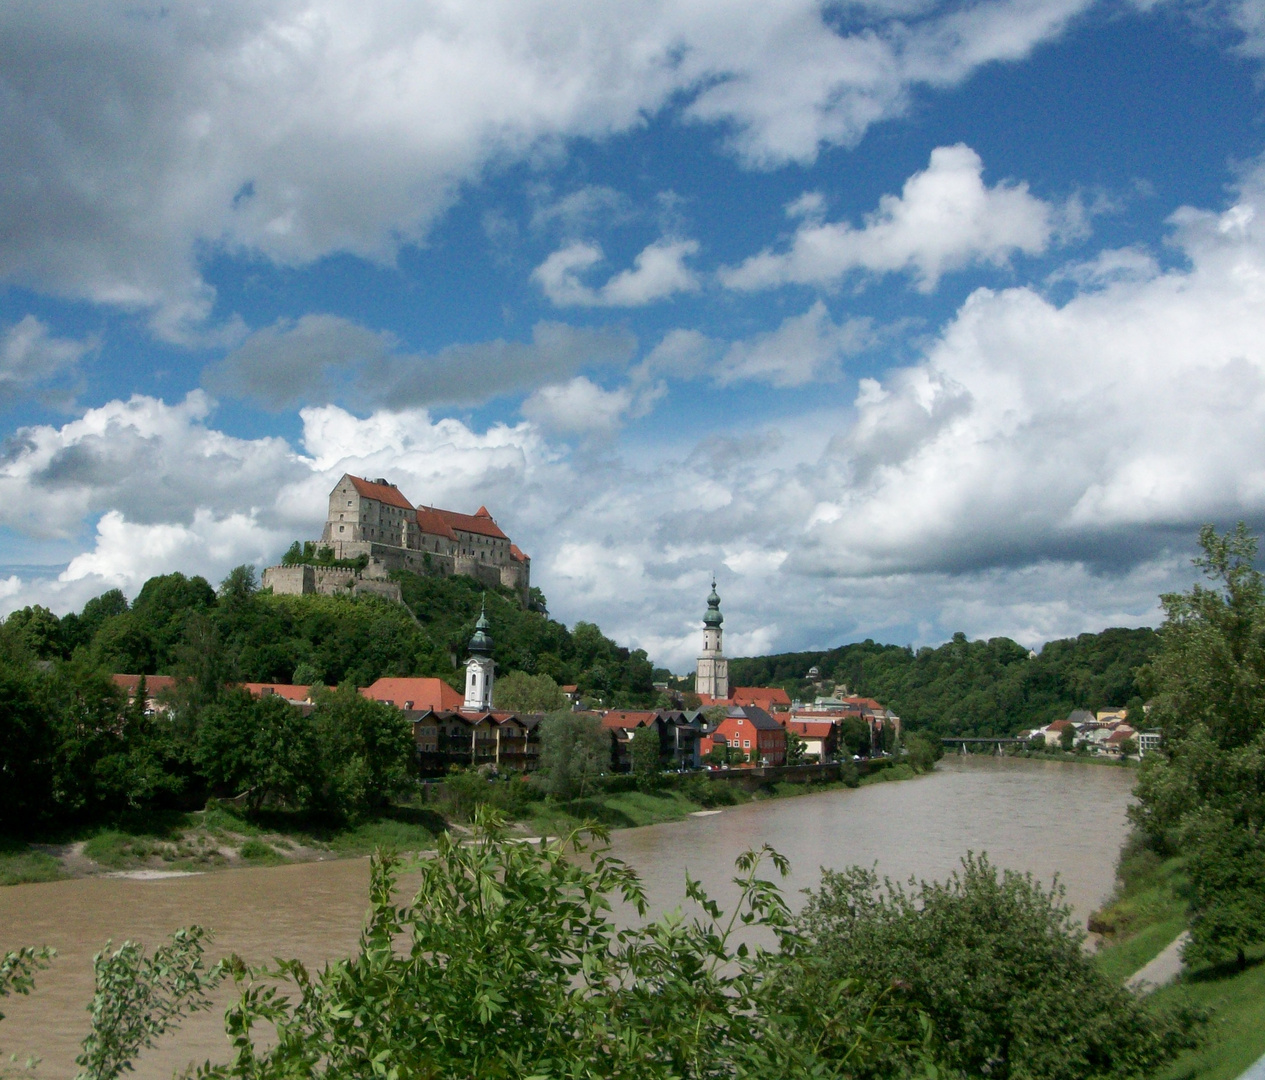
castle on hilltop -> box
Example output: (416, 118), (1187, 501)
(262, 474), (530, 603)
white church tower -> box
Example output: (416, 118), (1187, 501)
(463, 599), (495, 711)
(695, 578), (729, 700)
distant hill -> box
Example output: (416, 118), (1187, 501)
(728, 627), (1159, 737)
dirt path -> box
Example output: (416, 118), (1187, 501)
(1125, 931), (1189, 993)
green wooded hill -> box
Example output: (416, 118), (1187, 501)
(729, 627), (1159, 737)
(5, 565), (1156, 733)
(1, 568), (659, 707)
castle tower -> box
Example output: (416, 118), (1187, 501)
(463, 599), (495, 711)
(695, 578), (728, 700)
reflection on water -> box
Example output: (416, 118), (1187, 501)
(0, 757), (1134, 1078)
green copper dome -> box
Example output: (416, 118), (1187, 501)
(468, 599), (493, 655)
(703, 579), (723, 627)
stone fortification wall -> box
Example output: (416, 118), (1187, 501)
(262, 543), (522, 605)
(261, 561), (402, 603)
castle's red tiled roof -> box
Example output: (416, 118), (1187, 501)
(433, 507), (508, 540)
(349, 476), (415, 511)
(415, 507), (459, 541)
(361, 677), (463, 712)
(510, 543), (530, 563)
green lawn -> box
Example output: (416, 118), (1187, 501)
(0, 847), (66, 886)
(1091, 842), (1189, 980)
(520, 788), (702, 836)
(1153, 948), (1265, 1080)
(1087, 840), (1265, 1079)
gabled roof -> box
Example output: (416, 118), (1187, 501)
(348, 475), (415, 511)
(361, 677), (464, 712)
(717, 705), (783, 731)
(1048, 719), (1074, 731)
(785, 719), (835, 738)
(242, 683), (311, 703)
(415, 507), (459, 541)
(733, 687), (792, 708)
(112, 674), (179, 696)
(432, 507), (509, 540)
(509, 543), (530, 563)
(601, 710), (657, 730)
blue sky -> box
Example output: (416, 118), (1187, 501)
(1, 0), (1263, 670)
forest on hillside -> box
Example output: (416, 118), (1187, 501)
(3, 564), (1157, 738)
(728, 627), (1159, 737)
(1, 568), (661, 708)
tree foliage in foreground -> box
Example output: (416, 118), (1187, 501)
(3, 819), (1196, 1080)
(1132, 523), (1265, 969)
(196, 817), (927, 1080)
(799, 854), (1199, 1080)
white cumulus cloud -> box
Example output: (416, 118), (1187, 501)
(0, 2), (1091, 336)
(721, 144), (1059, 292)
(532, 238), (700, 307)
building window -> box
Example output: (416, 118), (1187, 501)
(743, 740), (751, 749)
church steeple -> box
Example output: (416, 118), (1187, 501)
(463, 596), (495, 711)
(695, 577), (728, 701)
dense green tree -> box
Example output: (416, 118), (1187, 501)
(1131, 523), (1265, 968)
(1, 605), (65, 660)
(196, 691), (318, 812)
(493, 670), (565, 712)
(629, 724), (661, 788)
(800, 853), (1198, 1080)
(310, 685), (414, 820)
(535, 711), (608, 800)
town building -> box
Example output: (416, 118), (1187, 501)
(360, 676), (464, 712)
(695, 579), (728, 701)
(783, 718), (837, 762)
(700, 705), (787, 766)
(731, 686), (792, 712)
(111, 674), (178, 713)
(602, 709), (702, 771)
(262, 474), (530, 602)
(242, 683), (314, 706)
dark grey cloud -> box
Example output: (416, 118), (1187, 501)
(206, 315), (638, 410)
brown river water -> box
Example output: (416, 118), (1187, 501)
(0, 757), (1136, 1077)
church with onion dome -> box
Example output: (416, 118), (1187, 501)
(695, 578), (729, 701)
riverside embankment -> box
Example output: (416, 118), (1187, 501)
(0, 757), (1136, 1078)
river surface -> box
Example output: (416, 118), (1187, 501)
(0, 757), (1136, 1077)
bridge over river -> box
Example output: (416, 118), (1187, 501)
(942, 736), (1037, 754)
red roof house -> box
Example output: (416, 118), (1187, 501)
(242, 683), (313, 705)
(361, 677), (464, 712)
(732, 686), (792, 712)
(701, 706), (786, 766)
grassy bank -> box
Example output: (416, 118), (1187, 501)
(1090, 837), (1189, 982)
(1151, 946), (1265, 1080)
(0, 759), (919, 884)
(1088, 837), (1265, 1078)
